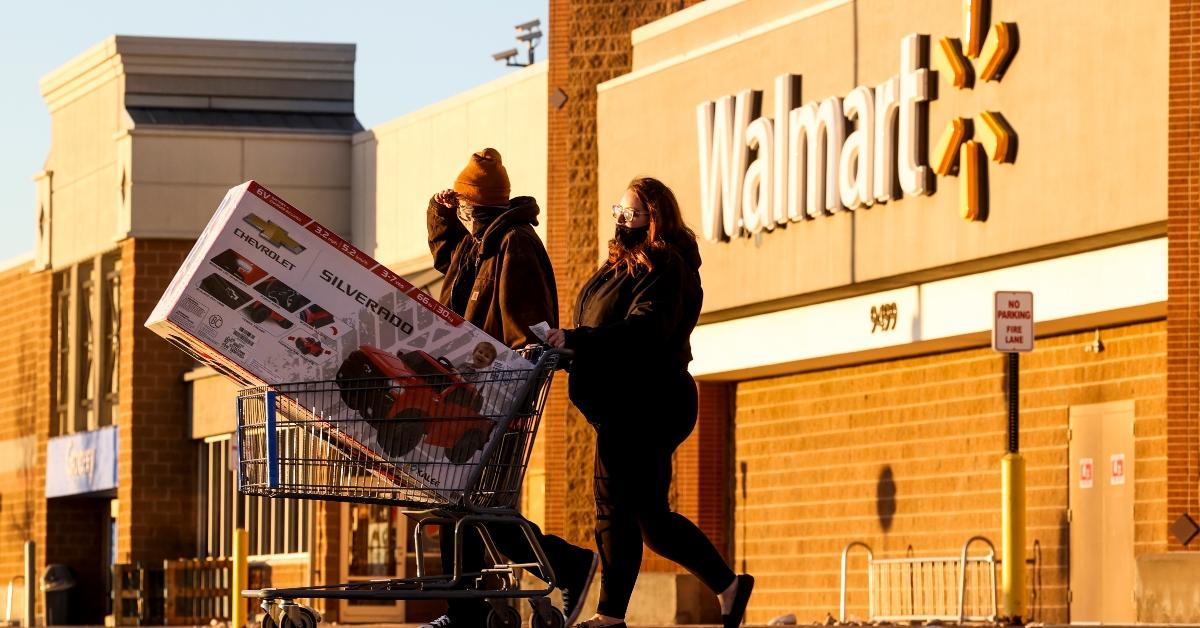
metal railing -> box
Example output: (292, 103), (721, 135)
(839, 536), (998, 623)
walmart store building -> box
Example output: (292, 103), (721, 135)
(0, 0), (1195, 625)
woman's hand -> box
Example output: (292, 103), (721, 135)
(434, 189), (458, 209)
(546, 328), (567, 349)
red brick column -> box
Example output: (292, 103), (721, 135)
(1168, 0), (1200, 550)
(117, 238), (198, 563)
(0, 266), (52, 620)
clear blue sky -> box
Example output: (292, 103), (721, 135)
(0, 0), (548, 261)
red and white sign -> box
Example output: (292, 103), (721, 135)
(1080, 458), (1094, 489)
(993, 291), (1034, 352)
(1111, 453), (1126, 486)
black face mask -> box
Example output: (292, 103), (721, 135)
(614, 225), (649, 249)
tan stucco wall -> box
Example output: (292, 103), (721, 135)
(38, 36), (358, 271)
(351, 62), (548, 269)
(126, 130), (352, 239)
(598, 0), (1168, 315)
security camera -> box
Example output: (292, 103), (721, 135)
(516, 30), (542, 43)
(492, 48), (519, 62)
(514, 19), (540, 31)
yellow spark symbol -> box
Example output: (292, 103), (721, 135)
(934, 0), (1018, 221)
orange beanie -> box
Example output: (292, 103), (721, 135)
(454, 148), (511, 206)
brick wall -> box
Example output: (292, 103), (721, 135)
(1168, 0), (1200, 551)
(0, 263), (50, 620)
(544, 0), (706, 549)
(734, 321), (1166, 625)
(117, 238), (199, 564)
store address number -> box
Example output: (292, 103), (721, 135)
(871, 303), (898, 333)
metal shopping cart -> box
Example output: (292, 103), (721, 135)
(236, 348), (568, 628)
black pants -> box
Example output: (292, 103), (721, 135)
(591, 371), (735, 618)
(441, 518), (578, 618)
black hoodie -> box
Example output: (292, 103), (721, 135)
(563, 236), (703, 422)
(427, 195), (558, 349)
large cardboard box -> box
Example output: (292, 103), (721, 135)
(146, 181), (531, 494)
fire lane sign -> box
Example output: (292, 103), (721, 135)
(994, 291), (1034, 352)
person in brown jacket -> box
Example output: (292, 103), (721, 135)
(421, 148), (599, 628)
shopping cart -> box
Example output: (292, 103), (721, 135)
(236, 348), (568, 628)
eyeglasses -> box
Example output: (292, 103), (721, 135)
(611, 205), (649, 222)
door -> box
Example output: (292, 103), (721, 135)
(340, 503), (407, 621)
(1068, 400), (1135, 623)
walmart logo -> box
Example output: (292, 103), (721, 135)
(932, 0), (1019, 221)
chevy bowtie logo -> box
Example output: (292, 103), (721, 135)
(932, 0), (1019, 221)
(243, 213), (306, 254)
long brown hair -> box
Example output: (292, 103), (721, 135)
(608, 177), (697, 273)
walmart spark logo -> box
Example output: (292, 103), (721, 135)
(932, 0), (1018, 221)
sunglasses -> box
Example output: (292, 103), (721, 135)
(611, 205), (649, 222)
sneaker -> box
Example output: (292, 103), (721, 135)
(558, 547), (600, 625)
(419, 612), (485, 628)
(418, 615), (454, 628)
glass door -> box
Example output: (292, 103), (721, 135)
(340, 503), (405, 621)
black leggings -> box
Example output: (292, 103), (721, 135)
(591, 372), (735, 618)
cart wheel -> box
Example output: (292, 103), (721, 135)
(447, 428), (486, 464)
(260, 609), (279, 628)
(528, 597), (565, 628)
(486, 605), (521, 628)
(279, 606), (318, 628)
(371, 413), (425, 458)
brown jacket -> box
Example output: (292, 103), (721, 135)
(427, 195), (558, 349)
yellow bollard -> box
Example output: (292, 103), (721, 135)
(1001, 453), (1026, 622)
(233, 529), (249, 628)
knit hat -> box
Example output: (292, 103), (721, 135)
(454, 148), (511, 206)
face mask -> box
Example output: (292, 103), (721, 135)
(456, 200), (474, 232)
(615, 224), (649, 249)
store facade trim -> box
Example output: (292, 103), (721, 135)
(692, 238), (1166, 379)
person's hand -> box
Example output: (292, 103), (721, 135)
(546, 328), (567, 349)
(434, 189), (458, 209)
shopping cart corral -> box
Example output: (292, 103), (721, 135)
(236, 348), (567, 628)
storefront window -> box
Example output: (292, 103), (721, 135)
(52, 251), (119, 435)
(198, 435), (310, 558)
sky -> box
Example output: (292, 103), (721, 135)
(0, 0), (548, 260)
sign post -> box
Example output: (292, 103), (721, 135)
(994, 291), (1033, 623)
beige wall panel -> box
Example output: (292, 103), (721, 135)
(243, 138), (352, 189)
(50, 166), (120, 268)
(46, 78), (124, 268)
(261, 186), (352, 235)
(128, 137), (351, 239)
(599, 0), (1167, 315)
(190, 374), (240, 439)
(350, 137), (378, 254)
(359, 65), (547, 268)
(130, 135), (244, 185)
(632, 0), (828, 69)
(47, 79), (122, 185)
(128, 183), (252, 235)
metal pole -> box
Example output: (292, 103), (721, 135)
(23, 540), (34, 628)
(232, 529), (248, 628)
(1001, 352), (1027, 623)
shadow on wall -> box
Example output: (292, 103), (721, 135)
(877, 465), (897, 533)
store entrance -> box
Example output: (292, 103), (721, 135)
(44, 494), (112, 624)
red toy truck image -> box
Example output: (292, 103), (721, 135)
(335, 345), (490, 464)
